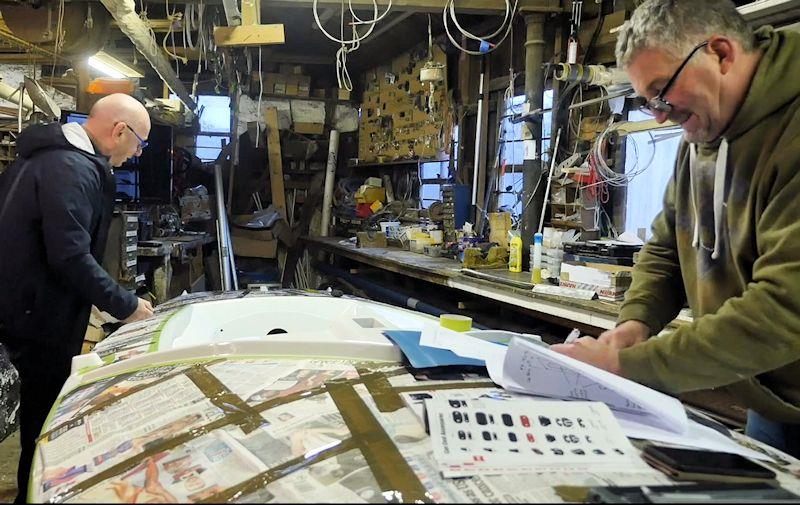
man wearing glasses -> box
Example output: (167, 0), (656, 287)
(552, 0), (800, 458)
(0, 93), (153, 502)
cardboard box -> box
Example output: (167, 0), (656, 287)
(560, 262), (633, 288)
(286, 83), (299, 96)
(230, 225), (274, 242)
(232, 235), (278, 259)
(312, 88), (327, 99)
(293, 122), (324, 135)
(338, 88), (351, 101)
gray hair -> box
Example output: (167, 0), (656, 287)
(616, 0), (756, 68)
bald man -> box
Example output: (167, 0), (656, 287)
(0, 93), (154, 502)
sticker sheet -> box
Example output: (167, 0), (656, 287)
(426, 397), (639, 477)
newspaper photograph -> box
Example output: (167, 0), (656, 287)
(68, 430), (267, 503)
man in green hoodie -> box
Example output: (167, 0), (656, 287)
(551, 0), (800, 458)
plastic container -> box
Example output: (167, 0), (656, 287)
(531, 233), (543, 283)
(508, 231), (523, 273)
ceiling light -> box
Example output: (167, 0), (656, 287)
(87, 51), (144, 79)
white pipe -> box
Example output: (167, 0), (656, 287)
(538, 128), (561, 234)
(320, 129), (340, 237)
(0, 82), (34, 111)
(471, 72), (485, 206)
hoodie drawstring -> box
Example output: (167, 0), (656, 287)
(689, 139), (729, 261)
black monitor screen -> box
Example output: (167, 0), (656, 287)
(61, 111), (173, 204)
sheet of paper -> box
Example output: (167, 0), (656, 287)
(618, 418), (770, 461)
(502, 338), (688, 434)
(426, 396), (641, 477)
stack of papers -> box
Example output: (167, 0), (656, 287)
(385, 324), (769, 461)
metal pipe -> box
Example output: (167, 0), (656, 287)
(320, 129), (340, 237)
(471, 65), (485, 206)
(214, 162), (233, 290)
(521, 14), (546, 251)
(314, 262), (488, 329)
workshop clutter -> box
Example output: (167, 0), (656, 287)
(559, 262), (633, 301)
(230, 209), (280, 259)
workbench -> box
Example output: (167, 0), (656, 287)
(137, 233), (214, 303)
(305, 236), (692, 334)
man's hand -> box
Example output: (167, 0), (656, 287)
(122, 298), (153, 323)
(550, 337), (622, 375)
(597, 320), (650, 350)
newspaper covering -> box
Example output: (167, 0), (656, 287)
(36, 375), (224, 502)
(230, 393), (351, 469)
(207, 359), (359, 406)
(49, 364), (192, 428)
(68, 430), (267, 503)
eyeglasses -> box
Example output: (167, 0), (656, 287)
(641, 41), (709, 116)
(125, 123), (149, 151)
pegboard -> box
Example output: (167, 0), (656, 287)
(358, 43), (452, 163)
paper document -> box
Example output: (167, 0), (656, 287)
(500, 338), (688, 434)
(426, 396), (641, 477)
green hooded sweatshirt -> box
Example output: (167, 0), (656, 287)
(618, 26), (800, 424)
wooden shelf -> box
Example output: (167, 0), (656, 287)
(349, 159), (440, 169)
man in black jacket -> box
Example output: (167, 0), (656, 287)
(0, 93), (154, 502)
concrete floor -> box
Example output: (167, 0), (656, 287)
(0, 431), (19, 503)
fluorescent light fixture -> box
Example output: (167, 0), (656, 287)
(87, 51), (144, 79)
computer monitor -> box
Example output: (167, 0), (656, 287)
(60, 111), (173, 203)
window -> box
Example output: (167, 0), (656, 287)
(418, 126), (458, 209)
(497, 91), (554, 217)
(172, 94), (232, 162)
(623, 109), (682, 240)
(419, 160), (451, 209)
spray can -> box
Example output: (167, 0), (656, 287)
(531, 233), (543, 283)
(509, 231), (523, 273)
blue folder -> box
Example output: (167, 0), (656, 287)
(382, 330), (486, 369)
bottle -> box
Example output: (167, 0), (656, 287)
(531, 232), (543, 283)
(509, 231), (523, 273)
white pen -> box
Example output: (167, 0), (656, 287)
(564, 328), (581, 344)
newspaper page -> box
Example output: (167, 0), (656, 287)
(49, 364), (193, 428)
(234, 449), (384, 504)
(36, 376), (224, 502)
(207, 360), (359, 406)
(68, 430), (267, 503)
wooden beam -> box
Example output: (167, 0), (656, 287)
(213, 23), (285, 47)
(241, 0), (261, 26)
(269, 0), (564, 13)
(265, 107), (288, 221)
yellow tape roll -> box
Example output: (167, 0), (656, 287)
(440, 314), (472, 332)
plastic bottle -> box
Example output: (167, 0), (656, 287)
(531, 232), (543, 283)
(509, 231), (523, 273)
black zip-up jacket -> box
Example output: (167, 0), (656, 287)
(0, 122), (137, 349)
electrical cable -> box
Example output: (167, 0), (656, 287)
(443, 0), (518, 56)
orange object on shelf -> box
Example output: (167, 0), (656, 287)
(85, 78), (135, 95)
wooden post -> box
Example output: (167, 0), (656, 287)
(265, 107), (288, 221)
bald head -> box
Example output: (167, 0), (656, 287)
(83, 93), (151, 167)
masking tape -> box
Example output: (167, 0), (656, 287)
(439, 314), (472, 332)
(328, 381), (433, 504)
